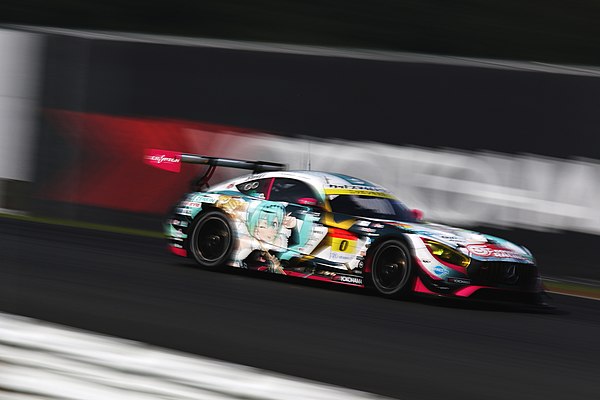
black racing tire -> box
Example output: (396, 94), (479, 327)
(188, 210), (234, 269)
(366, 239), (414, 299)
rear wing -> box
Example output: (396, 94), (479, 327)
(144, 148), (287, 188)
(181, 153), (286, 172)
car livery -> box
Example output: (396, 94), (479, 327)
(149, 150), (545, 304)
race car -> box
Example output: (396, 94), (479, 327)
(147, 150), (545, 304)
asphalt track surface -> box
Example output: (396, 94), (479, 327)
(2, 217), (600, 400)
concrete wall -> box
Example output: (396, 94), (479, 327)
(0, 29), (42, 210)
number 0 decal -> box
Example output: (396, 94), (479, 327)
(339, 240), (349, 252)
(328, 228), (358, 254)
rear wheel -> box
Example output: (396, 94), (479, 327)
(366, 239), (413, 298)
(188, 210), (234, 269)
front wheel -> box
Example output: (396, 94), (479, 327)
(188, 210), (234, 269)
(366, 239), (413, 298)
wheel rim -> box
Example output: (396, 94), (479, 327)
(373, 244), (409, 292)
(195, 217), (231, 262)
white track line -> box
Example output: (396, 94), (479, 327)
(0, 313), (394, 400)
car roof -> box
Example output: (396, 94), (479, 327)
(217, 170), (392, 195)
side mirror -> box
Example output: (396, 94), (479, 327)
(411, 209), (424, 221)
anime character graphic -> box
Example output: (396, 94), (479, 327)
(247, 202), (289, 247)
(237, 201), (317, 273)
(215, 195), (248, 216)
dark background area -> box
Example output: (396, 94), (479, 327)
(2, 0), (600, 66)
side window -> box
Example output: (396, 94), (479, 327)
(236, 178), (272, 199)
(269, 178), (320, 205)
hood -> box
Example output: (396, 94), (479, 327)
(387, 221), (535, 264)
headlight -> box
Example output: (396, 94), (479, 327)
(423, 239), (471, 268)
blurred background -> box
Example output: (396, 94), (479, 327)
(2, 0), (600, 278)
(3, 0), (600, 64)
(2, 2), (600, 399)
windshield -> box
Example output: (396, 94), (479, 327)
(328, 195), (416, 222)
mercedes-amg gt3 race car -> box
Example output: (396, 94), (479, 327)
(147, 150), (545, 304)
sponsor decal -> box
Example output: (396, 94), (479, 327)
(433, 265), (448, 276)
(435, 234), (461, 241)
(144, 149), (182, 173)
(326, 184), (386, 191)
(447, 277), (471, 284)
(176, 207), (193, 216)
(467, 244), (527, 259)
(170, 219), (189, 227)
(329, 252), (355, 262)
(191, 194), (218, 204)
(325, 188), (395, 198)
(358, 227), (377, 233)
(334, 275), (363, 285)
(182, 201), (204, 208)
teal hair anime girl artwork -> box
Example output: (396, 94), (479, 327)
(244, 200), (316, 266)
(247, 201), (286, 245)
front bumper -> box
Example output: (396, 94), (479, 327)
(414, 259), (544, 304)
